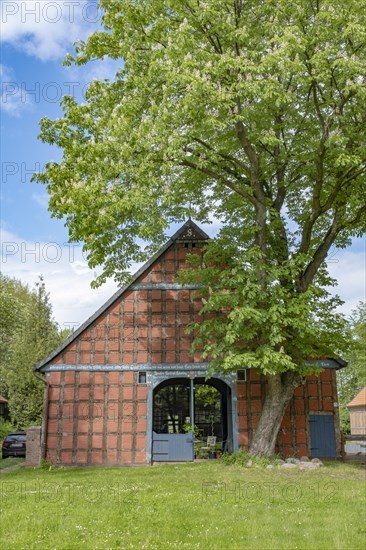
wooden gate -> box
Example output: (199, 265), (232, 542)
(152, 431), (194, 462)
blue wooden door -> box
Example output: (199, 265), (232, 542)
(309, 414), (336, 458)
(152, 432), (194, 461)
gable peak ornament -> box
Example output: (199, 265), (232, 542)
(173, 219), (209, 242)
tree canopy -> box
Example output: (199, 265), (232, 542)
(36, 0), (366, 283)
(0, 275), (64, 429)
(35, 0), (366, 454)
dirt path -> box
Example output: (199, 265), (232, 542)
(0, 461), (25, 474)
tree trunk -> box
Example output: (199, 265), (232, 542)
(249, 371), (303, 457)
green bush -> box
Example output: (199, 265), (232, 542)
(0, 419), (16, 443)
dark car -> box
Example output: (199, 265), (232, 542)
(2, 432), (26, 459)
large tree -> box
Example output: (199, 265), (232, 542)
(0, 276), (63, 428)
(35, 0), (366, 455)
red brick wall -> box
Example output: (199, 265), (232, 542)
(46, 241), (206, 465)
(50, 243), (205, 367)
(237, 368), (338, 458)
(46, 370), (148, 466)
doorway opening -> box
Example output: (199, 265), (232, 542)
(152, 377), (232, 461)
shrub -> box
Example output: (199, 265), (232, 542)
(0, 419), (17, 443)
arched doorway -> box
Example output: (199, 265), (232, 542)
(152, 376), (232, 461)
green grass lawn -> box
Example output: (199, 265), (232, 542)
(0, 461), (365, 549)
(0, 457), (24, 470)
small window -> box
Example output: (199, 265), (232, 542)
(138, 372), (147, 384)
(237, 370), (246, 382)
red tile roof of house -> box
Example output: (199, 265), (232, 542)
(347, 386), (366, 408)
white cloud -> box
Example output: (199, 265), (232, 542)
(0, 64), (33, 116)
(1, 1), (101, 61)
(0, 228), (119, 330)
(32, 191), (49, 209)
(327, 247), (366, 316)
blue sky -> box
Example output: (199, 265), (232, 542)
(1, 1), (365, 331)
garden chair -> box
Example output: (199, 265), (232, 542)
(201, 436), (217, 458)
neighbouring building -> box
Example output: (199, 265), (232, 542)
(34, 220), (346, 466)
(0, 395), (9, 421)
(347, 387), (366, 436)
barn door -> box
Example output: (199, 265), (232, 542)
(152, 379), (194, 462)
(309, 414), (336, 458)
(152, 432), (194, 461)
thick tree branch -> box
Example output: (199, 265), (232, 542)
(299, 202), (366, 293)
(299, 161), (365, 257)
(234, 98), (259, 174)
(179, 158), (256, 206)
(298, 209), (343, 292)
(192, 137), (250, 175)
(182, 144), (250, 187)
(320, 166), (366, 213)
(341, 204), (366, 229)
